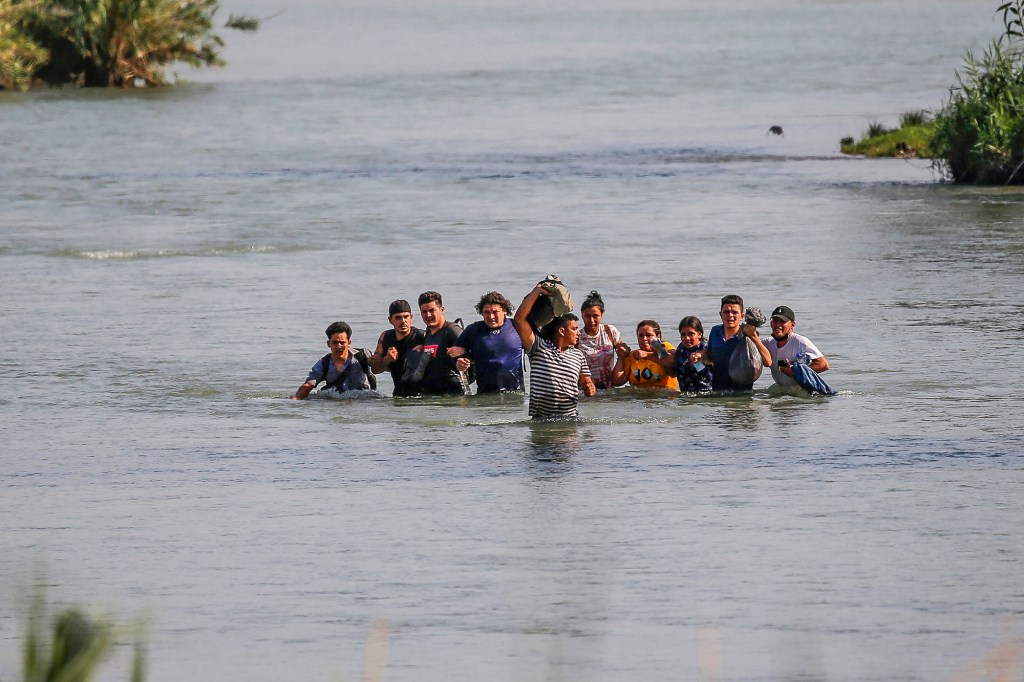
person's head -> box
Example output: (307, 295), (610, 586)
(719, 294), (744, 330)
(475, 291), (513, 329)
(552, 313), (581, 348)
(770, 305), (796, 341)
(387, 299), (414, 336)
(324, 321), (353, 357)
(635, 319), (663, 352)
(677, 316), (704, 349)
(418, 291), (446, 331)
(580, 290), (605, 332)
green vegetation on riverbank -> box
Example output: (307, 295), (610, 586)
(0, 0), (257, 90)
(930, 16), (1024, 184)
(839, 112), (936, 158)
(841, 1), (1024, 185)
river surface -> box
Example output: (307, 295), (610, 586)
(3, 1), (1024, 680)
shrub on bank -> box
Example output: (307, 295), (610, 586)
(0, 0), (257, 90)
(0, 2), (49, 90)
(931, 42), (1024, 184)
(930, 1), (1024, 184)
(839, 2), (1024, 184)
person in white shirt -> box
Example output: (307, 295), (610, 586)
(763, 305), (830, 389)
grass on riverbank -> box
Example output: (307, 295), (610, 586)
(839, 111), (936, 158)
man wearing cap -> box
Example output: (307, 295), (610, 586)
(369, 299), (427, 397)
(764, 305), (830, 390)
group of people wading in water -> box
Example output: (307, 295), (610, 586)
(292, 279), (831, 419)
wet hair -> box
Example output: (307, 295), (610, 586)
(720, 294), (744, 310)
(556, 312), (579, 329)
(540, 313), (579, 341)
(475, 291), (514, 315)
(678, 316), (704, 336)
(418, 291), (443, 307)
(581, 290), (605, 313)
(636, 319), (663, 337)
(325, 321), (352, 339)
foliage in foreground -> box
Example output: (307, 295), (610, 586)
(0, 0), (257, 90)
(4, 590), (145, 682)
(930, 1), (1024, 184)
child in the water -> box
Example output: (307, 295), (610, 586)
(654, 316), (713, 393)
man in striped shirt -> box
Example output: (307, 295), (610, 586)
(513, 282), (596, 419)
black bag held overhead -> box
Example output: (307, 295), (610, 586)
(525, 274), (574, 340)
(727, 307), (766, 386)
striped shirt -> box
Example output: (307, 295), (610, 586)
(527, 337), (590, 418)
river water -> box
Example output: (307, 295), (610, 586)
(2, 1), (1024, 680)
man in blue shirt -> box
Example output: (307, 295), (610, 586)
(704, 294), (771, 392)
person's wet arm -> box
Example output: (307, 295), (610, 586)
(368, 333), (393, 374)
(609, 345), (630, 387)
(291, 381), (316, 400)
(743, 325), (773, 367)
(658, 348), (680, 375)
(513, 285), (545, 349)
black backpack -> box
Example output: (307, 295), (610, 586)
(318, 349), (377, 392)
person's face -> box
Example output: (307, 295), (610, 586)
(327, 332), (351, 358)
(559, 320), (580, 346)
(420, 301), (444, 330)
(679, 326), (702, 349)
(720, 304), (743, 329)
(481, 304), (506, 329)
(581, 306), (603, 332)
(770, 318), (794, 340)
(389, 312), (413, 335)
(636, 325), (660, 352)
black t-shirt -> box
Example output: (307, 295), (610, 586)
(379, 327), (426, 397)
(403, 322), (467, 396)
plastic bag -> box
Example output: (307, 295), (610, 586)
(728, 335), (763, 386)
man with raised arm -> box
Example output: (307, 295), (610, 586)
(513, 281), (596, 419)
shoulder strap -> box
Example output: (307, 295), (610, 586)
(354, 349), (377, 391)
(604, 324), (616, 345)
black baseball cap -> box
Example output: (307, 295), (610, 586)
(771, 305), (795, 323)
(388, 299), (412, 316)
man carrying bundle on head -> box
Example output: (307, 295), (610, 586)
(513, 279), (596, 419)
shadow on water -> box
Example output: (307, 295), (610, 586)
(525, 419), (592, 465)
(700, 393), (772, 436)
